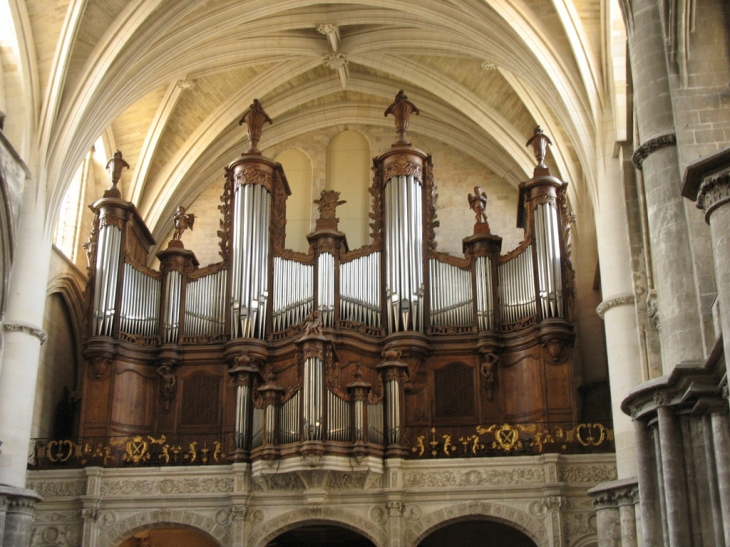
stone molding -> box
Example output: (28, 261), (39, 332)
(97, 509), (230, 547)
(696, 172), (730, 222)
(596, 294), (635, 319)
(3, 321), (48, 344)
(404, 501), (547, 547)
(248, 506), (386, 547)
(632, 133), (677, 170)
(29, 456), (613, 547)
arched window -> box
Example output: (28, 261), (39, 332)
(274, 149), (313, 253)
(326, 130), (371, 250)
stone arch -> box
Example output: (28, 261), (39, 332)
(248, 506), (387, 547)
(98, 510), (230, 547)
(404, 501), (548, 547)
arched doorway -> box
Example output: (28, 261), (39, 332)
(418, 520), (538, 547)
(118, 527), (219, 547)
(266, 524), (376, 547)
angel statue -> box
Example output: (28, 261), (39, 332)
(172, 206), (195, 240)
(468, 186), (488, 224)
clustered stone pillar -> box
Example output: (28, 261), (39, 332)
(684, 151), (730, 372)
(628, 0), (704, 371)
(0, 486), (42, 547)
(589, 479), (639, 547)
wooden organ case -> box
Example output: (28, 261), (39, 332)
(79, 92), (582, 466)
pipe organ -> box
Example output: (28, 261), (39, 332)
(79, 93), (580, 466)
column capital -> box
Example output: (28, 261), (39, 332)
(696, 173), (730, 222)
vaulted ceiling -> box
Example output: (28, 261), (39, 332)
(3, 0), (620, 240)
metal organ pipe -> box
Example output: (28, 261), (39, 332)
(119, 265), (161, 337)
(235, 383), (250, 449)
(231, 184), (271, 339)
(384, 175), (423, 333)
(183, 270), (226, 337)
(428, 260), (474, 326)
(251, 408), (264, 448)
(535, 201), (564, 318)
(498, 246), (537, 324)
(272, 258), (313, 332)
(326, 391), (351, 441)
(386, 379), (400, 444)
(279, 392), (300, 444)
(317, 253), (335, 327)
(93, 225), (123, 336)
(339, 253), (381, 328)
(368, 403), (383, 444)
(302, 357), (323, 440)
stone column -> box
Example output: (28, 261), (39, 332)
(0, 174), (52, 488)
(628, 0), (704, 371)
(385, 500), (405, 547)
(685, 157), (730, 365)
(656, 404), (691, 546)
(702, 412), (726, 547)
(0, 485), (42, 547)
(591, 490), (620, 547)
(633, 419), (660, 547)
(594, 108), (644, 480)
(711, 410), (730, 546)
(543, 496), (567, 547)
(589, 479), (638, 547)
(617, 488), (638, 547)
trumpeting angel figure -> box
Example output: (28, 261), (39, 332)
(172, 206), (195, 240)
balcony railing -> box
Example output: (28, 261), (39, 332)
(28, 421), (613, 469)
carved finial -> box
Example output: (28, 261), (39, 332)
(172, 206), (195, 242)
(266, 370), (276, 384)
(526, 126), (553, 170)
(385, 90), (419, 146)
(239, 99), (272, 154)
(382, 348), (402, 362)
(104, 150), (129, 198)
(313, 190), (346, 222)
(354, 364), (363, 381)
(236, 352), (252, 367)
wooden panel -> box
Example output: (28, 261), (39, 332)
(500, 352), (544, 421)
(80, 373), (112, 433)
(110, 366), (154, 429)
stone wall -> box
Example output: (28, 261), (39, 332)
(27, 454), (615, 547)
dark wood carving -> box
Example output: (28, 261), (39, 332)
(75, 103), (581, 464)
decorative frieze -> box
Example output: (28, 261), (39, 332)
(402, 467), (545, 488)
(99, 477), (233, 496)
(558, 465), (617, 484)
(27, 480), (86, 498)
(3, 322), (48, 344)
(596, 294), (635, 319)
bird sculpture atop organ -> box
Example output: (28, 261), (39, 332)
(77, 91), (585, 466)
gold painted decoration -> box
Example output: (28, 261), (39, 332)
(29, 434), (232, 469)
(407, 422), (614, 458)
